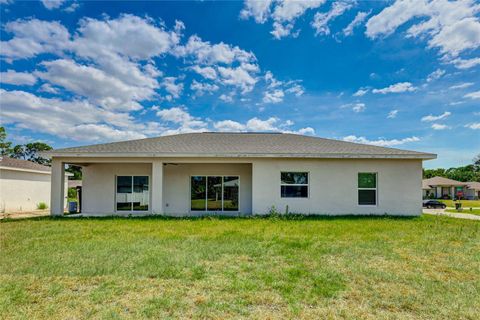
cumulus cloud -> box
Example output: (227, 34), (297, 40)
(190, 80), (219, 96)
(343, 135), (420, 147)
(365, 0), (480, 64)
(343, 10), (371, 36)
(214, 117), (314, 135)
(240, 0), (326, 39)
(372, 82), (417, 94)
(421, 111), (451, 122)
(353, 88), (368, 96)
(426, 68), (445, 82)
(263, 89), (285, 104)
(450, 57), (480, 69)
(341, 102), (366, 113)
(312, 1), (355, 36)
(464, 90), (480, 99)
(0, 70), (37, 85)
(41, 0), (65, 10)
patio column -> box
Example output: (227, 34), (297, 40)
(151, 160), (163, 214)
(50, 158), (65, 216)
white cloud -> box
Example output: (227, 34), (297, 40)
(38, 83), (59, 94)
(36, 59), (153, 111)
(0, 70), (37, 85)
(343, 10), (371, 36)
(213, 117), (315, 135)
(450, 57), (480, 69)
(464, 90), (480, 99)
(312, 1), (355, 36)
(366, 0), (480, 63)
(214, 120), (246, 132)
(162, 77), (183, 99)
(372, 82), (417, 94)
(156, 107), (207, 135)
(387, 110), (398, 119)
(190, 80), (219, 96)
(343, 135), (420, 147)
(285, 83), (304, 96)
(297, 127), (315, 135)
(449, 82), (474, 89)
(241, 0), (326, 39)
(353, 88), (368, 96)
(341, 103), (366, 113)
(0, 89), (153, 142)
(217, 65), (258, 93)
(41, 0), (65, 10)
(219, 93), (234, 103)
(421, 111), (451, 122)
(465, 122), (480, 129)
(263, 89), (285, 104)
(240, 0), (274, 23)
(190, 65), (217, 80)
(63, 2), (80, 13)
(431, 123), (450, 130)
(426, 68), (445, 82)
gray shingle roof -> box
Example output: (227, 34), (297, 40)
(0, 156), (51, 172)
(47, 132), (436, 159)
(422, 176), (466, 187)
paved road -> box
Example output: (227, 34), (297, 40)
(423, 208), (480, 221)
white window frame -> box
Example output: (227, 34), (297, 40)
(190, 175), (240, 212)
(280, 171), (309, 198)
(115, 175), (150, 213)
(358, 172), (377, 206)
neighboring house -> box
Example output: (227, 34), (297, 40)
(44, 132), (436, 217)
(422, 176), (480, 200)
(0, 156), (70, 212)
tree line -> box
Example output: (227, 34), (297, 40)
(0, 127), (82, 179)
(423, 155), (480, 182)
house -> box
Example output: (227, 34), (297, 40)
(44, 132), (436, 217)
(422, 176), (480, 200)
(0, 156), (70, 212)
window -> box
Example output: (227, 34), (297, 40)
(116, 176), (149, 211)
(281, 172), (308, 198)
(191, 176), (239, 211)
(358, 173), (376, 205)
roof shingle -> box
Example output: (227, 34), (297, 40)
(0, 156), (51, 172)
(47, 132), (436, 159)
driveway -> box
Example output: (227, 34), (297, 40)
(423, 208), (480, 221)
(0, 210), (50, 220)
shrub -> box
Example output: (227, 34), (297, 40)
(37, 202), (48, 210)
(68, 187), (77, 199)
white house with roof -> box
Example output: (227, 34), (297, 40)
(423, 176), (480, 200)
(44, 132), (437, 216)
(0, 157), (70, 212)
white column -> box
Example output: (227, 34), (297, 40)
(151, 160), (163, 214)
(50, 158), (65, 216)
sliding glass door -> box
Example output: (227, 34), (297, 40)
(191, 176), (239, 212)
(116, 176), (149, 211)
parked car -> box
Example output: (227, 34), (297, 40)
(422, 200), (446, 209)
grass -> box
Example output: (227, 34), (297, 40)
(1, 215), (479, 319)
(439, 199), (480, 208)
(446, 208), (480, 216)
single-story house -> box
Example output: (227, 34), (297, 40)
(422, 176), (480, 200)
(0, 156), (70, 212)
(44, 132), (436, 217)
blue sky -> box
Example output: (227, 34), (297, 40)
(0, 0), (479, 168)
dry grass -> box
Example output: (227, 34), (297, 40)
(1, 215), (479, 319)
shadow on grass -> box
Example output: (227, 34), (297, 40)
(0, 213), (420, 223)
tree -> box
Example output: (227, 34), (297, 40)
(66, 165), (82, 180)
(0, 127), (12, 156)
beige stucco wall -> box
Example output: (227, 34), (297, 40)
(73, 157), (423, 216)
(82, 163), (152, 214)
(0, 169), (68, 212)
(252, 158), (423, 216)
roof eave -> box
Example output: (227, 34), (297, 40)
(44, 152), (437, 160)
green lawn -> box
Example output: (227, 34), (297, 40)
(446, 208), (480, 216)
(439, 199), (480, 208)
(1, 216), (479, 319)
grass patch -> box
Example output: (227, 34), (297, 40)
(1, 216), (479, 318)
(440, 199), (480, 208)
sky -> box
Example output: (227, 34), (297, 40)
(0, 0), (479, 169)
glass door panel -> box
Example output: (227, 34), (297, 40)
(191, 176), (206, 211)
(133, 176), (149, 211)
(223, 176), (239, 211)
(207, 176), (222, 211)
(116, 176), (132, 211)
